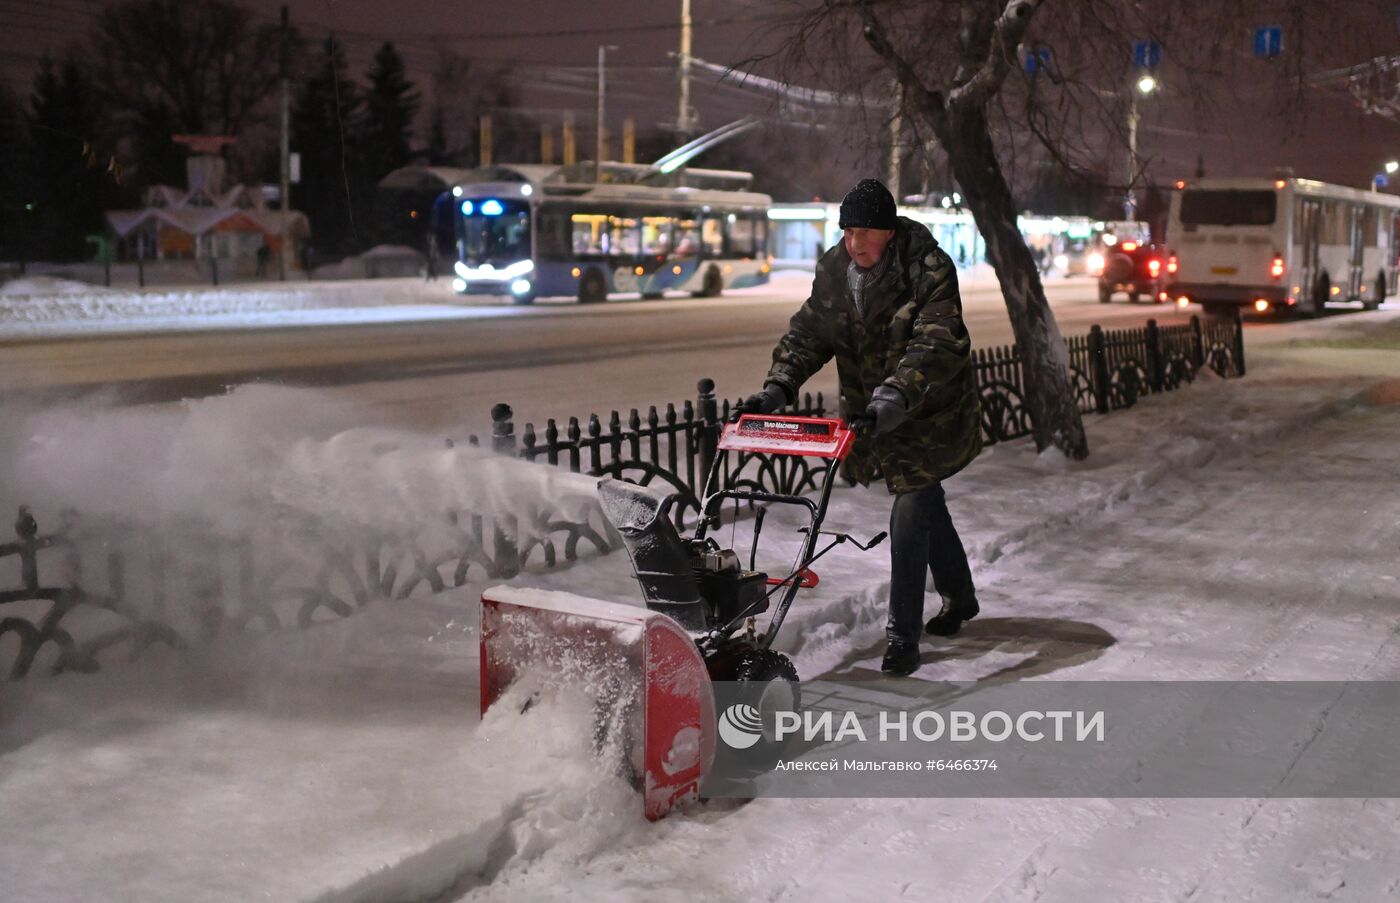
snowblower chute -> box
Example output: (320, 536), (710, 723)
(480, 413), (883, 821)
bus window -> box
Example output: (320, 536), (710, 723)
(701, 218), (724, 257)
(726, 214), (756, 257)
(610, 216), (640, 256)
(463, 201), (531, 263)
(1180, 190), (1276, 226)
(675, 219), (700, 256)
(1363, 207), (1379, 247)
(536, 212), (569, 259)
(1321, 202), (1347, 245)
(571, 214), (608, 256)
(756, 216), (768, 256)
(642, 217), (673, 255)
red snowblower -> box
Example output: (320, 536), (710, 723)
(480, 413), (886, 820)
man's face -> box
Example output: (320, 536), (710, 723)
(843, 227), (895, 269)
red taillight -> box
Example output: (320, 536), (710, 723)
(1122, 241), (1138, 252)
(1147, 258), (1161, 277)
(1270, 255), (1285, 279)
(1167, 255), (1178, 274)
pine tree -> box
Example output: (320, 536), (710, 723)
(25, 56), (113, 261)
(362, 42), (419, 181)
(361, 42), (421, 247)
(0, 83), (25, 262)
(291, 35), (364, 257)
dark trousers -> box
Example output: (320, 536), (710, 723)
(886, 482), (976, 643)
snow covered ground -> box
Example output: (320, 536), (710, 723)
(3, 311), (1400, 901)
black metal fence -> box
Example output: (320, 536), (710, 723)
(0, 311), (1245, 678)
(488, 310), (1246, 504)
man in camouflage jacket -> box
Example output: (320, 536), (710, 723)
(744, 179), (982, 675)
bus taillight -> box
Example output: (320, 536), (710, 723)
(1270, 255), (1285, 279)
(1166, 255), (1178, 274)
(1147, 258), (1161, 278)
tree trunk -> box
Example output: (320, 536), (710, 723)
(945, 102), (1089, 459)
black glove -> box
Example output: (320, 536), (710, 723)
(863, 385), (908, 436)
(741, 383), (789, 415)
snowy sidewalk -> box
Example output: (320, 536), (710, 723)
(4, 314), (1400, 901)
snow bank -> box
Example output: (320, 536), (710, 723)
(0, 276), (481, 337)
(0, 275), (115, 296)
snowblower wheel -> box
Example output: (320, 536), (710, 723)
(736, 649), (801, 747)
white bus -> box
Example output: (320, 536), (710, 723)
(449, 163), (771, 304)
(1168, 177), (1400, 316)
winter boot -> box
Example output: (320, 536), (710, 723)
(880, 640), (921, 676)
(925, 595), (979, 638)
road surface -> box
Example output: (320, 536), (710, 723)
(0, 274), (1200, 435)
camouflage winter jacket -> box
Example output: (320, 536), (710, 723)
(764, 216), (981, 493)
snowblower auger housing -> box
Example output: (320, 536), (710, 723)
(480, 414), (877, 821)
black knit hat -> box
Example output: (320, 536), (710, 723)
(838, 178), (897, 230)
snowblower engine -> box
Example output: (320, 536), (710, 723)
(694, 544), (769, 625)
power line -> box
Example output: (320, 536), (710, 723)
(245, 8), (791, 44)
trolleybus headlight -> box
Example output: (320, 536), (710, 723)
(510, 278), (532, 295)
(1176, 296), (1190, 308)
(1054, 253), (1069, 270)
(1087, 252), (1105, 274)
(1254, 299), (1270, 312)
(452, 278), (467, 293)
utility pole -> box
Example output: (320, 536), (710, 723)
(1126, 73), (1156, 220)
(596, 45), (609, 182)
(278, 4), (290, 280)
(563, 113), (576, 165)
(678, 0), (694, 134)
(623, 117), (636, 164)
(541, 126), (554, 165)
(480, 114), (493, 166)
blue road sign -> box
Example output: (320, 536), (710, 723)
(1024, 46), (1053, 75)
(1254, 25), (1283, 59)
(1133, 40), (1162, 69)
(1376, 173), (1389, 188)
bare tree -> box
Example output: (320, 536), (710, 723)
(90, 0), (285, 186)
(756, 0), (1397, 459)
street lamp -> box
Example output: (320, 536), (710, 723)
(1126, 73), (1158, 218)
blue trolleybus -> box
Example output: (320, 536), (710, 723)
(449, 162), (772, 304)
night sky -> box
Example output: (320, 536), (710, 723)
(6, 0), (1400, 199)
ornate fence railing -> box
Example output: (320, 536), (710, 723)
(1, 310), (1245, 678)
